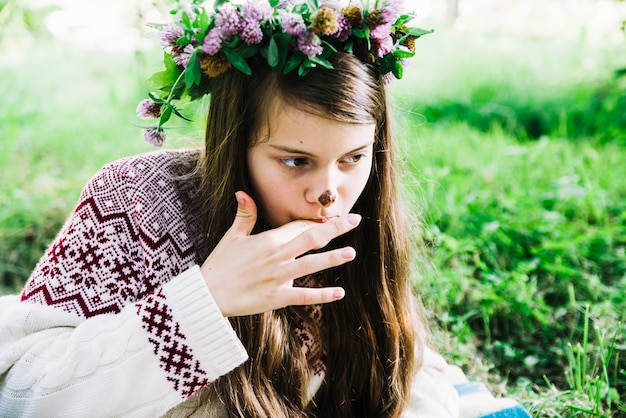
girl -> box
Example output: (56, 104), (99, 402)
(0, 1), (530, 416)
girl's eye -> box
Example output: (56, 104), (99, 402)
(343, 154), (363, 164)
(281, 157), (309, 168)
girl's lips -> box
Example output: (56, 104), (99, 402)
(311, 215), (340, 223)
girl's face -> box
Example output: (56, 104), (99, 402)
(247, 100), (375, 228)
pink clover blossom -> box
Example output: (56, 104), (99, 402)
(136, 99), (162, 119)
(240, 18), (264, 45)
(297, 32), (323, 57)
(143, 128), (166, 147)
(241, 0), (272, 21)
(202, 28), (223, 55)
(281, 12), (306, 36)
(214, 4), (241, 37)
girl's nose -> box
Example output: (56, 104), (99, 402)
(318, 189), (336, 207)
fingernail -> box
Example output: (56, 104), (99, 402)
(346, 214), (361, 226)
(341, 247), (356, 259)
(333, 288), (345, 299)
(235, 191), (244, 207)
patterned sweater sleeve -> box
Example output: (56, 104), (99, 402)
(0, 155), (248, 417)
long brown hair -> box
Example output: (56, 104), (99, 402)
(191, 52), (425, 417)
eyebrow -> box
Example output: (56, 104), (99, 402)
(268, 141), (374, 157)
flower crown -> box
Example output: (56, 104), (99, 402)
(136, 0), (432, 146)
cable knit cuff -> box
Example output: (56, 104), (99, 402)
(161, 265), (249, 381)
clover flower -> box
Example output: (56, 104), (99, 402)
(311, 7), (340, 36)
(214, 4), (241, 38)
(365, 9), (385, 27)
(136, 99), (162, 119)
(375, 35), (393, 57)
(297, 32), (323, 57)
(202, 28), (223, 56)
(241, 0), (272, 21)
(143, 128), (166, 147)
(384, 0), (404, 21)
(172, 44), (195, 67)
(334, 14), (352, 41)
(342, 5), (363, 28)
(382, 72), (396, 85)
(240, 18), (263, 44)
(370, 23), (392, 41)
(159, 25), (184, 49)
(200, 52), (232, 77)
(281, 12), (306, 36)
(402, 34), (416, 52)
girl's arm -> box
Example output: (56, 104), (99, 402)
(0, 156), (248, 417)
(0, 267), (247, 417)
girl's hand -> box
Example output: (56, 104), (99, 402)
(200, 191), (360, 317)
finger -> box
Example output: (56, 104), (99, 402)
(225, 191), (258, 239)
(281, 286), (346, 307)
(281, 246), (357, 280)
(263, 218), (319, 248)
(281, 214), (362, 260)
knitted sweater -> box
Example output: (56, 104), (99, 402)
(0, 150), (530, 417)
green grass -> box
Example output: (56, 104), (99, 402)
(2, 23), (626, 416)
(406, 122), (626, 416)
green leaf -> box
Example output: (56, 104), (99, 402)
(200, 8), (209, 31)
(184, 51), (202, 88)
(268, 36), (279, 67)
(272, 33), (291, 71)
(352, 28), (366, 38)
(392, 59), (403, 79)
(343, 41), (354, 54)
(377, 53), (396, 75)
(159, 104), (173, 127)
(237, 44), (260, 58)
(147, 54), (181, 89)
(269, 0), (280, 7)
(176, 35), (191, 46)
(393, 49), (415, 59)
(298, 59), (312, 77)
(309, 55), (333, 69)
(321, 40), (337, 53)
(407, 27), (434, 37)
(394, 13), (416, 27)
(298, 66), (311, 77)
(223, 48), (252, 75)
(223, 36), (243, 49)
(181, 11), (192, 28)
(283, 53), (304, 74)
(148, 92), (166, 103)
(163, 52), (178, 72)
(172, 106), (193, 122)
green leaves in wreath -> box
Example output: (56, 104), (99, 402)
(147, 92), (192, 130)
(184, 50), (202, 89)
(148, 53), (182, 94)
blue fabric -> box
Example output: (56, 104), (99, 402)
(454, 382), (490, 396)
(479, 405), (532, 418)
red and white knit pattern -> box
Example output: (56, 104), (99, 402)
(19, 151), (207, 396)
(135, 288), (210, 397)
(20, 151), (197, 317)
(17, 150), (326, 396)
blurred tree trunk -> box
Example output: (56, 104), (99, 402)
(446, 0), (459, 25)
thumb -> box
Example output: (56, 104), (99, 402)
(227, 190), (258, 238)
